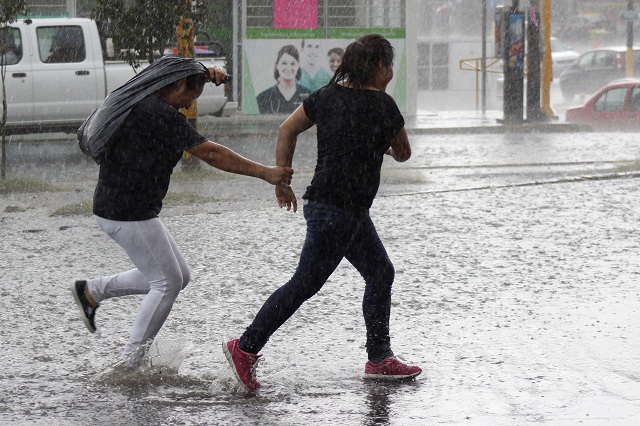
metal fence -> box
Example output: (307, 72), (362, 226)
(245, 0), (405, 29)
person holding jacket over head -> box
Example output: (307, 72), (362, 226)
(72, 56), (293, 369)
(224, 34), (422, 390)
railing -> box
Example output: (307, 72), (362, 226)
(459, 56), (503, 110)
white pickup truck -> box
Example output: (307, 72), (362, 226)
(1, 17), (228, 130)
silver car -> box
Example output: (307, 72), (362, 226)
(549, 37), (580, 79)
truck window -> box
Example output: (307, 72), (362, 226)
(0, 27), (22, 65)
(37, 26), (86, 63)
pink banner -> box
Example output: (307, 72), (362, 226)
(274, 0), (318, 29)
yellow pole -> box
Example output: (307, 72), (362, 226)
(626, 0), (635, 78)
(177, 1), (199, 169)
(177, 5), (196, 126)
(541, 0), (555, 118)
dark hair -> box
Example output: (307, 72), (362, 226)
(185, 72), (207, 90)
(329, 34), (393, 89)
(273, 45), (302, 81)
(327, 47), (344, 57)
(164, 72), (207, 92)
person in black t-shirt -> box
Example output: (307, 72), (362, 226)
(256, 44), (312, 114)
(224, 34), (422, 390)
(71, 59), (293, 369)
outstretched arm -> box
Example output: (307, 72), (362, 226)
(187, 141), (293, 186)
(275, 105), (315, 212)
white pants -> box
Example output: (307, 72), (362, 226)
(88, 216), (190, 367)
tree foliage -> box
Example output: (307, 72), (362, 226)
(1, 0), (30, 179)
(94, 0), (209, 70)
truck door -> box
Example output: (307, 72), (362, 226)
(1, 25), (33, 122)
(29, 22), (100, 122)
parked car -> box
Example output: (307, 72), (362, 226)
(549, 37), (580, 78)
(164, 31), (225, 58)
(1, 18), (228, 131)
(565, 79), (640, 130)
(559, 46), (640, 101)
(495, 38), (580, 98)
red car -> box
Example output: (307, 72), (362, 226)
(565, 79), (640, 130)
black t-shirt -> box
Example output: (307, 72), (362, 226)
(93, 94), (206, 220)
(256, 84), (312, 114)
(302, 84), (405, 210)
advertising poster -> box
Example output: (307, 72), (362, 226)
(495, 8), (504, 58)
(242, 29), (407, 114)
(506, 12), (525, 72)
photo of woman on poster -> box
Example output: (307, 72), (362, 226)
(256, 45), (312, 114)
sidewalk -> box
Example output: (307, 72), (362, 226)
(7, 111), (591, 143)
(5, 110), (590, 144)
(199, 109), (590, 137)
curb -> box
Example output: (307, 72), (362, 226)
(4, 113), (592, 142)
(407, 123), (591, 135)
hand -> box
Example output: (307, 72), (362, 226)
(208, 65), (227, 86)
(276, 184), (297, 212)
(264, 166), (293, 186)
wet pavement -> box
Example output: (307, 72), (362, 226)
(1, 119), (640, 425)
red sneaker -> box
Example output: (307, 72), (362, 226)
(363, 356), (422, 380)
(223, 339), (262, 391)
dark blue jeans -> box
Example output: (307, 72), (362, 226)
(239, 200), (395, 363)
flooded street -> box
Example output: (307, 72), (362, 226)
(1, 130), (640, 425)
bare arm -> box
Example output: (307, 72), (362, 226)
(275, 105), (315, 212)
(187, 141), (293, 186)
(385, 127), (411, 162)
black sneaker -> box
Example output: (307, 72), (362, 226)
(71, 280), (99, 333)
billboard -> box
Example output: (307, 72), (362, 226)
(242, 28), (407, 115)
